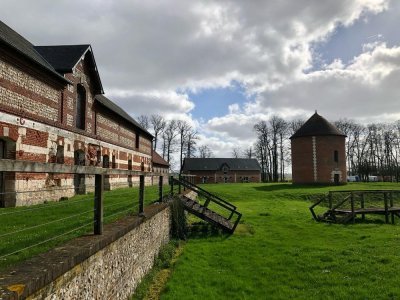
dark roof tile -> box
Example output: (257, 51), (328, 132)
(182, 158), (261, 172)
(35, 45), (103, 94)
(95, 95), (153, 137)
(290, 112), (346, 139)
(0, 21), (68, 84)
(152, 151), (169, 167)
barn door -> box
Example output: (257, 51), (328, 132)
(0, 140), (5, 207)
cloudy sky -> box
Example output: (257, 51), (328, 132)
(1, 0), (400, 158)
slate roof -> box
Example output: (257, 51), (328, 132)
(35, 45), (103, 94)
(0, 21), (69, 84)
(290, 112), (346, 139)
(95, 95), (153, 137)
(182, 158), (261, 172)
(152, 151), (169, 167)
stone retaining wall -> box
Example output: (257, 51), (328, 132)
(0, 203), (170, 299)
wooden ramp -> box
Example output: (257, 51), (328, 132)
(310, 190), (400, 224)
(171, 177), (241, 233)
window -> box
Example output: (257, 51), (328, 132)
(334, 150), (339, 163)
(0, 140), (5, 159)
(76, 85), (86, 130)
(135, 132), (140, 149)
(74, 150), (85, 166)
(97, 150), (102, 165)
(128, 159), (132, 170)
(103, 155), (110, 168)
(112, 155), (116, 169)
(56, 145), (64, 164)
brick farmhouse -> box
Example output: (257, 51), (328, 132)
(182, 158), (261, 184)
(290, 112), (347, 184)
(152, 151), (169, 185)
(0, 21), (156, 207)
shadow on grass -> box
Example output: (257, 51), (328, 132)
(253, 183), (334, 192)
(188, 222), (230, 240)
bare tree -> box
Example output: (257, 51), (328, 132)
(269, 115), (287, 182)
(138, 115), (149, 130)
(186, 130), (198, 159)
(150, 114), (166, 151)
(232, 147), (241, 158)
(243, 147), (253, 159)
(177, 120), (191, 172)
(198, 145), (213, 158)
(162, 120), (178, 165)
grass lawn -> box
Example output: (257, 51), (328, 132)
(0, 184), (169, 270)
(161, 182), (400, 300)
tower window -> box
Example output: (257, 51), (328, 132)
(76, 85), (86, 130)
(334, 150), (339, 163)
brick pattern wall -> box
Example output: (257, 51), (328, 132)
(0, 57), (60, 123)
(291, 135), (347, 184)
(0, 49), (154, 206)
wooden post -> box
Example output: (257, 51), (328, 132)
(139, 175), (145, 216)
(390, 192), (394, 224)
(159, 176), (163, 202)
(178, 174), (182, 194)
(360, 193), (365, 222)
(94, 174), (104, 235)
(328, 192), (332, 209)
(384, 192), (389, 224)
(170, 176), (174, 195)
(351, 192), (355, 224)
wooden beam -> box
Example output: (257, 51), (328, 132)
(139, 175), (145, 216)
(94, 174), (104, 235)
(0, 159), (163, 176)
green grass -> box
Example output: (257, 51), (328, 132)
(0, 185), (170, 270)
(161, 182), (400, 300)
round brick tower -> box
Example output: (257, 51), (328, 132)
(290, 112), (347, 184)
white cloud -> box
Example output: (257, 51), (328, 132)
(0, 0), (395, 158)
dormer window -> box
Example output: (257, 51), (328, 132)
(76, 84), (86, 130)
(222, 165), (229, 174)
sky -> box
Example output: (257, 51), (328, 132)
(1, 0), (400, 160)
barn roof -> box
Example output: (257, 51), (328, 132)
(34, 45), (104, 94)
(290, 112), (346, 139)
(182, 158), (261, 172)
(94, 95), (153, 138)
(0, 21), (69, 84)
(152, 151), (169, 167)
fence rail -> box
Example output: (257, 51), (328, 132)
(0, 158), (168, 268)
(0, 158), (163, 176)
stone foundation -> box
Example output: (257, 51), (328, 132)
(0, 203), (171, 299)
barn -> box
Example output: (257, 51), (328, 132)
(181, 158), (261, 184)
(290, 112), (347, 184)
(0, 21), (154, 206)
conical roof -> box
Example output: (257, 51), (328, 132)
(290, 112), (346, 139)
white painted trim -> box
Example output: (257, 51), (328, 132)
(0, 111), (151, 159)
(312, 136), (317, 182)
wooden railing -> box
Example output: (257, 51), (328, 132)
(170, 176), (242, 233)
(0, 158), (166, 235)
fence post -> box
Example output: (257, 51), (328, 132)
(139, 175), (145, 216)
(360, 193), (365, 222)
(94, 174), (104, 235)
(350, 192), (355, 224)
(390, 192), (394, 224)
(384, 192), (389, 224)
(159, 176), (163, 202)
(178, 174), (182, 194)
(170, 176), (174, 196)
